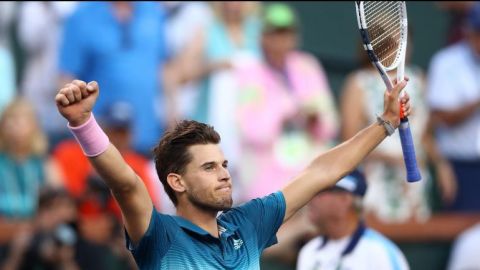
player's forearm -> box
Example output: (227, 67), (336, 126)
(89, 144), (140, 192)
(68, 112), (139, 193)
(283, 122), (387, 221)
(308, 121), (387, 188)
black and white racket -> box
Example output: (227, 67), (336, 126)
(355, 1), (421, 182)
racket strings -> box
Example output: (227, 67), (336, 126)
(363, 1), (403, 68)
(365, 1), (395, 18)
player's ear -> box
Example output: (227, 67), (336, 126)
(167, 173), (186, 193)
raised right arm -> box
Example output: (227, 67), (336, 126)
(55, 80), (153, 244)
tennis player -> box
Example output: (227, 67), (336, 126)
(55, 76), (410, 269)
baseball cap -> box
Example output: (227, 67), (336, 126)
(262, 3), (298, 32)
(99, 101), (133, 129)
(331, 169), (367, 197)
(467, 3), (480, 32)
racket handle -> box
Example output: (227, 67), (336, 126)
(398, 117), (421, 182)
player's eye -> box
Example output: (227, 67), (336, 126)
(205, 164), (215, 171)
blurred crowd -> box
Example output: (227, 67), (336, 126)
(0, 2), (479, 269)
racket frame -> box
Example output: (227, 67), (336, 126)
(355, 1), (421, 182)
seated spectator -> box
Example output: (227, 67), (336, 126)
(297, 170), (409, 270)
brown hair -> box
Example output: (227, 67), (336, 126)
(153, 120), (221, 206)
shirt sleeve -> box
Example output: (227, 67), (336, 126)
(125, 209), (177, 267)
(226, 191), (286, 250)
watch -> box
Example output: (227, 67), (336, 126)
(376, 114), (395, 136)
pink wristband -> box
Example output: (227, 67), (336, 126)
(68, 114), (110, 157)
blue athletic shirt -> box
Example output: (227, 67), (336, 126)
(126, 191), (286, 269)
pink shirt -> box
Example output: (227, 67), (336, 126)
(235, 51), (338, 200)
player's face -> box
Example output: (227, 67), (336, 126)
(307, 189), (352, 227)
(182, 144), (233, 211)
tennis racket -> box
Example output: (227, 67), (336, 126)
(355, 1), (421, 182)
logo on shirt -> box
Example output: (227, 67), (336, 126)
(218, 226), (227, 236)
(233, 238), (243, 250)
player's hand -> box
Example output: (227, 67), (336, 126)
(55, 80), (99, 127)
(382, 77), (409, 128)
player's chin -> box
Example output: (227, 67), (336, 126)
(216, 195), (233, 210)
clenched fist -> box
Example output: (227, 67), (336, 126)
(55, 80), (99, 127)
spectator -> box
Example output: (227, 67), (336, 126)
(297, 170), (409, 270)
(17, 2), (78, 149)
(0, 98), (54, 220)
(235, 3), (338, 201)
(59, 1), (169, 156)
(192, 1), (262, 120)
(1, 186), (135, 270)
(340, 37), (438, 222)
(0, 98), (63, 263)
(2, 188), (79, 270)
(426, 2), (480, 212)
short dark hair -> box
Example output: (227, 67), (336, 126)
(153, 120), (221, 206)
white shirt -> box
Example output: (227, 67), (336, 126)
(427, 42), (480, 159)
(297, 228), (409, 270)
(448, 223), (480, 270)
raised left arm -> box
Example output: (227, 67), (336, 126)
(282, 79), (410, 221)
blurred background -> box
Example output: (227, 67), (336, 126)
(0, 1), (479, 270)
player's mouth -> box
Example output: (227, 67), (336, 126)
(216, 185), (232, 192)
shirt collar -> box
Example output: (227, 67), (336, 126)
(172, 216), (239, 237)
(173, 216), (210, 236)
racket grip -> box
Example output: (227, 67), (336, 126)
(398, 118), (421, 182)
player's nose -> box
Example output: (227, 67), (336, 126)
(219, 166), (231, 181)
